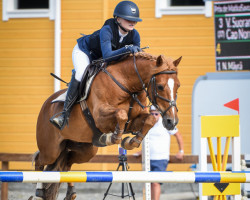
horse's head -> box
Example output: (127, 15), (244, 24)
(148, 55), (182, 130)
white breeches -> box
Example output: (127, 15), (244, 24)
(72, 44), (90, 82)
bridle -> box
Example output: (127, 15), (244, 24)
(148, 71), (178, 116)
(102, 54), (178, 118)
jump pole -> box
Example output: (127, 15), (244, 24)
(1, 171), (250, 183)
(142, 134), (151, 200)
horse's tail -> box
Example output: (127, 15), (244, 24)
(44, 149), (69, 200)
(32, 150), (40, 166)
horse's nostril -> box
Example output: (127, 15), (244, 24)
(167, 119), (172, 124)
(162, 117), (175, 130)
(166, 118), (174, 126)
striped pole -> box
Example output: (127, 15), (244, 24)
(1, 171), (250, 183)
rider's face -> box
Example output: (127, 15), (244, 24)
(117, 17), (137, 33)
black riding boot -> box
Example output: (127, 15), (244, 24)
(50, 73), (80, 130)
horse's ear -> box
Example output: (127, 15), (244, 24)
(156, 55), (165, 67)
(173, 56), (182, 67)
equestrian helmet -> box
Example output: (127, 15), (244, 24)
(113, 1), (142, 22)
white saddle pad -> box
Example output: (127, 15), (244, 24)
(51, 91), (67, 103)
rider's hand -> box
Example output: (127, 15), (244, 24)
(125, 45), (141, 54)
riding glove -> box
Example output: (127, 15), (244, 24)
(125, 45), (141, 54)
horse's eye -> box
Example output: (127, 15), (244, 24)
(157, 85), (164, 91)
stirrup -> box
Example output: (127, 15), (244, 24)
(49, 112), (68, 130)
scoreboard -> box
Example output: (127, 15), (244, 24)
(214, 1), (250, 71)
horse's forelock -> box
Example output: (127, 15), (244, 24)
(166, 57), (178, 71)
(152, 56), (178, 74)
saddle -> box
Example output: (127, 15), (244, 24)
(51, 61), (105, 104)
(78, 61), (105, 101)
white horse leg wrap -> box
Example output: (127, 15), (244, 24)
(34, 197), (44, 200)
(105, 133), (113, 146)
(35, 183), (44, 200)
(36, 183), (43, 189)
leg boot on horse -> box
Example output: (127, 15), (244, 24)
(64, 183), (76, 200)
(50, 72), (80, 130)
(122, 113), (156, 150)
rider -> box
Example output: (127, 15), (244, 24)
(50, 1), (142, 130)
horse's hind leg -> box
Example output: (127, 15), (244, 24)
(29, 151), (45, 200)
(122, 113), (155, 150)
(64, 183), (76, 200)
(32, 151), (53, 200)
(63, 142), (98, 200)
(32, 141), (65, 200)
(66, 142), (98, 166)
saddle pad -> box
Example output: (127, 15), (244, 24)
(50, 77), (93, 103)
(51, 62), (105, 103)
(50, 76), (93, 104)
(51, 91), (67, 103)
(79, 74), (96, 101)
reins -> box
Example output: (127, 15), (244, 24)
(102, 66), (146, 109)
(92, 46), (149, 64)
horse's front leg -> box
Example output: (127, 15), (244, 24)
(97, 107), (128, 146)
(121, 113), (156, 150)
(110, 109), (128, 144)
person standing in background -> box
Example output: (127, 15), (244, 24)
(135, 105), (184, 200)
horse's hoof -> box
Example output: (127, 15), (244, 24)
(121, 136), (133, 150)
(64, 192), (77, 200)
(99, 133), (113, 146)
(121, 136), (140, 150)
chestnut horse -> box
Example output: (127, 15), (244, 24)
(32, 52), (181, 200)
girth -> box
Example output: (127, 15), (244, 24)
(80, 100), (106, 147)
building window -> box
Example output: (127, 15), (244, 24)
(170, 0), (204, 6)
(2, 0), (54, 21)
(18, 0), (49, 9)
(155, 0), (212, 18)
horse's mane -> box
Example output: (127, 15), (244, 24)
(133, 52), (157, 61)
(109, 52), (177, 72)
(134, 52), (178, 72)
(118, 52), (156, 62)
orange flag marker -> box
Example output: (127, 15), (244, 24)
(224, 98), (239, 114)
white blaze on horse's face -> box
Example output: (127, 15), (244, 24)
(168, 78), (176, 123)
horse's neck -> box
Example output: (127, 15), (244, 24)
(132, 58), (155, 88)
(115, 58), (155, 92)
